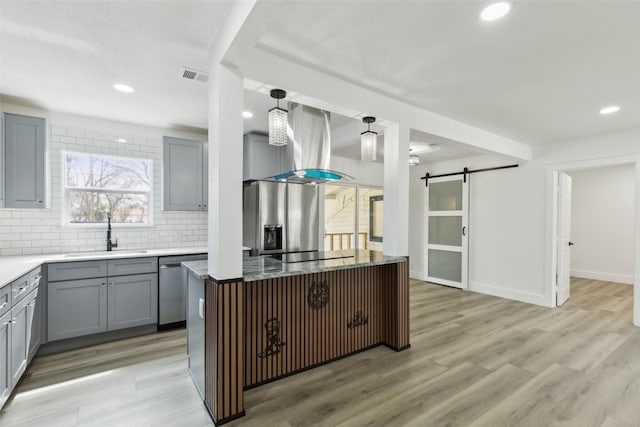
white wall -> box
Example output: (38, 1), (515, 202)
(409, 127), (640, 313)
(330, 155), (384, 187)
(0, 102), (209, 256)
(569, 164), (635, 284)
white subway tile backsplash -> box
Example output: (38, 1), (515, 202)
(0, 123), (208, 256)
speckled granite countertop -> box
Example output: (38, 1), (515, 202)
(182, 260), (209, 280)
(182, 250), (407, 282)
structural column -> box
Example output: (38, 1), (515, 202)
(383, 123), (410, 257)
(206, 59), (245, 426)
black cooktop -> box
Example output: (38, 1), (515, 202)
(275, 250), (355, 264)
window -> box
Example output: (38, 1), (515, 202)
(64, 152), (152, 225)
(323, 184), (383, 251)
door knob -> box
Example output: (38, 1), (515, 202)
(568, 241), (574, 246)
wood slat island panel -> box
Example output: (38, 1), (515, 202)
(243, 260), (410, 389)
(203, 253), (409, 425)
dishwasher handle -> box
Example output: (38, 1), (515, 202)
(160, 263), (183, 269)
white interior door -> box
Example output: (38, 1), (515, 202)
(425, 175), (469, 289)
(557, 172), (573, 306)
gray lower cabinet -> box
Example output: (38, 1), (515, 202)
(107, 274), (158, 331)
(47, 270), (158, 342)
(0, 310), (11, 408)
(48, 278), (108, 341)
(4, 113), (46, 209)
(10, 290), (37, 388)
(0, 270), (40, 410)
(27, 288), (43, 362)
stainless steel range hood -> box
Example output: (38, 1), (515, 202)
(271, 103), (353, 184)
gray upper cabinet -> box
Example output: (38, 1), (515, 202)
(243, 133), (285, 181)
(4, 113), (46, 209)
(107, 273), (158, 331)
(163, 136), (207, 211)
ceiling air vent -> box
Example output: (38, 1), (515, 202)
(179, 67), (208, 83)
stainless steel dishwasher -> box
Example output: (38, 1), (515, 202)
(158, 254), (206, 329)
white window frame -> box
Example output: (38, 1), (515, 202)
(321, 182), (383, 251)
(62, 151), (154, 228)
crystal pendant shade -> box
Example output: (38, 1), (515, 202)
(360, 131), (377, 161)
(409, 155), (420, 166)
(268, 107), (288, 146)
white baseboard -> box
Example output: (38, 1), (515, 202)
(408, 269), (548, 307)
(571, 269), (634, 285)
(469, 282), (548, 307)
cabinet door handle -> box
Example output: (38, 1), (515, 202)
(203, 204), (207, 208)
(0, 302), (7, 309)
(14, 286), (28, 297)
(101, 282), (106, 287)
(108, 282), (114, 287)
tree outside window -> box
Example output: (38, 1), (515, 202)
(64, 152), (152, 224)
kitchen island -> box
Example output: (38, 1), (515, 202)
(183, 250), (410, 425)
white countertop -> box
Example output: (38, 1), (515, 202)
(0, 246), (208, 289)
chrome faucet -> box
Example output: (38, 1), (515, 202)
(106, 213), (118, 251)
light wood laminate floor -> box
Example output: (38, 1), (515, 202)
(0, 278), (637, 427)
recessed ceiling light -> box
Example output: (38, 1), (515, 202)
(116, 137), (127, 143)
(480, 2), (511, 21)
(599, 105), (620, 115)
(113, 83), (134, 93)
(242, 111), (253, 118)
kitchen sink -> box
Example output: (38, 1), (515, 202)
(64, 250), (148, 257)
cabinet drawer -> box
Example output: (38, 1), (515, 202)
(11, 273), (30, 306)
(48, 261), (108, 282)
(107, 257), (157, 276)
(28, 267), (42, 295)
(0, 285), (10, 317)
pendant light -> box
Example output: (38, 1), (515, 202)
(268, 89), (288, 146)
(361, 116), (377, 161)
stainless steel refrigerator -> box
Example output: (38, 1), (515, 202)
(243, 180), (319, 256)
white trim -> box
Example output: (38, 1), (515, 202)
(427, 210), (462, 217)
(545, 154), (640, 326)
(470, 282), (550, 307)
(428, 244), (463, 252)
(427, 276), (464, 289)
(570, 270), (634, 285)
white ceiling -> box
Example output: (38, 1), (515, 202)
(332, 128), (487, 164)
(256, 1), (640, 144)
(2, 0), (638, 160)
(0, 0), (231, 131)
(243, 89), (354, 135)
